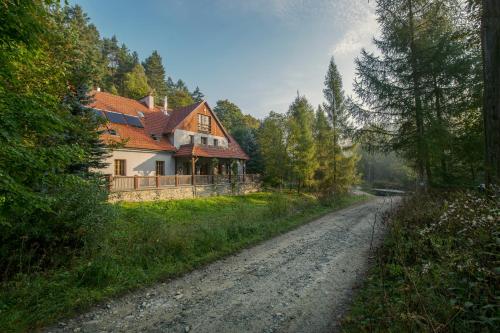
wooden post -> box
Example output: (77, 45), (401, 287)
(156, 176), (160, 188)
(107, 175), (113, 191)
(175, 174), (179, 187)
(191, 157), (196, 185)
(134, 175), (138, 189)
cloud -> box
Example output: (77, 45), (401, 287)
(215, 0), (359, 22)
(331, 8), (378, 56)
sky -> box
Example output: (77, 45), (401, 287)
(71, 0), (379, 119)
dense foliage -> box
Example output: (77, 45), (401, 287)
(350, 0), (484, 189)
(256, 58), (360, 193)
(342, 191), (499, 332)
(0, 1), (110, 279)
(213, 99), (262, 173)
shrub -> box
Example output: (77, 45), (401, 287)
(0, 177), (112, 280)
(342, 190), (500, 332)
(267, 192), (290, 219)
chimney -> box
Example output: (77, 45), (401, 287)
(140, 93), (154, 110)
(163, 95), (168, 114)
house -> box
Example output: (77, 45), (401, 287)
(89, 90), (249, 178)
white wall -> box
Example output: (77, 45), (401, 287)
(173, 129), (228, 148)
(100, 149), (175, 176)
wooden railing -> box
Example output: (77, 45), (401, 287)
(108, 174), (261, 192)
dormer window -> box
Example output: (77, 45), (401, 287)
(189, 135), (194, 144)
(214, 139), (218, 146)
(198, 114), (211, 133)
(151, 134), (161, 141)
(108, 129), (117, 135)
(201, 137), (208, 145)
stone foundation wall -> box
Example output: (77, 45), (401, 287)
(108, 182), (261, 203)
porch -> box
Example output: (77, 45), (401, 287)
(108, 174), (261, 192)
(174, 156), (244, 176)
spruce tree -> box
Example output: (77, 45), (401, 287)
(350, 0), (481, 190)
(191, 86), (205, 102)
(143, 50), (168, 105)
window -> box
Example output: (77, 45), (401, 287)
(201, 137), (208, 145)
(213, 139), (218, 146)
(189, 135), (194, 144)
(198, 114), (211, 133)
(114, 159), (126, 176)
(156, 161), (165, 176)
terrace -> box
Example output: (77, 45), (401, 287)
(108, 174), (261, 192)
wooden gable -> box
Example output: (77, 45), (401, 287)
(177, 102), (228, 138)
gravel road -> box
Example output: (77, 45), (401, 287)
(47, 196), (398, 333)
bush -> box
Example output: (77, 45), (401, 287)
(267, 192), (290, 219)
(0, 177), (112, 280)
(342, 190), (500, 332)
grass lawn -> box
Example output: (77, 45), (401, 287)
(0, 191), (369, 332)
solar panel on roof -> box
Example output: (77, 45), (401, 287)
(92, 109), (106, 121)
(104, 111), (127, 124)
(124, 115), (144, 128)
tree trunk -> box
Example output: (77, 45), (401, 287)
(434, 76), (448, 184)
(482, 0), (500, 187)
(332, 118), (337, 187)
(408, 0), (428, 191)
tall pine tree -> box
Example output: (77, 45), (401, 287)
(350, 0), (481, 189)
(191, 86), (205, 102)
(323, 57), (350, 187)
(143, 50), (168, 105)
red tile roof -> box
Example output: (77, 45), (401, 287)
(89, 91), (175, 151)
(174, 143), (249, 160)
(100, 123), (175, 151)
(89, 91), (166, 116)
(144, 111), (169, 135)
(89, 91), (249, 159)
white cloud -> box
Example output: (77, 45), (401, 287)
(331, 8), (378, 56)
(215, 0), (370, 23)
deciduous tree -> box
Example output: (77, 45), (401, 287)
(123, 64), (151, 99)
(287, 95), (317, 191)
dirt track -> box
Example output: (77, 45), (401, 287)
(47, 196), (398, 333)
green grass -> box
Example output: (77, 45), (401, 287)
(341, 191), (499, 332)
(0, 191), (369, 332)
